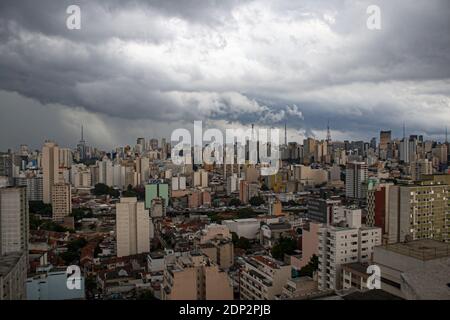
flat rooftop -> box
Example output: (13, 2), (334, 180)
(379, 239), (450, 261)
(0, 252), (25, 276)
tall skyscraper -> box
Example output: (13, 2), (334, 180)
(345, 161), (368, 199)
(51, 183), (72, 222)
(379, 130), (391, 159)
(116, 197), (150, 257)
(77, 126), (87, 161)
(42, 141), (60, 204)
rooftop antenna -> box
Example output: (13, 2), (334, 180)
(284, 123), (287, 145)
(446, 126), (448, 144)
(326, 120), (331, 143)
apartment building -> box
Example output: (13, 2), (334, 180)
(0, 186), (29, 300)
(162, 253), (233, 300)
(239, 255), (291, 300)
(317, 208), (381, 291)
(116, 197), (150, 258)
(389, 181), (449, 243)
(0, 252), (27, 300)
(51, 183), (72, 222)
(345, 161), (368, 199)
(198, 224), (234, 270)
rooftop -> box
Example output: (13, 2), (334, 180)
(0, 252), (25, 276)
(379, 239), (450, 261)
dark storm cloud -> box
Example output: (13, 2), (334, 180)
(0, 0), (449, 149)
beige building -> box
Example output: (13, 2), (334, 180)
(293, 165), (328, 187)
(0, 252), (27, 300)
(42, 141), (60, 204)
(0, 187), (29, 300)
(116, 197), (150, 258)
(388, 181), (449, 243)
(239, 255), (291, 300)
(0, 187), (29, 255)
(410, 159), (433, 181)
(51, 183), (72, 222)
(198, 224), (234, 270)
(162, 253), (233, 300)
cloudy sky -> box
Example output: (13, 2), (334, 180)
(0, 0), (449, 151)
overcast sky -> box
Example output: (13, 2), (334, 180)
(0, 0), (449, 151)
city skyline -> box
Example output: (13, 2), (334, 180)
(1, 0), (450, 150)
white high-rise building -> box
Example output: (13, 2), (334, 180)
(226, 175), (237, 196)
(411, 159), (433, 181)
(0, 187), (28, 300)
(42, 141), (60, 204)
(345, 161), (368, 199)
(116, 197), (150, 257)
(140, 157), (150, 184)
(317, 208), (381, 291)
(0, 187), (29, 255)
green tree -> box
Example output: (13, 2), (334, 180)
(137, 290), (156, 300)
(235, 237), (251, 250)
(298, 254), (319, 277)
(249, 196), (265, 206)
(237, 208), (257, 219)
(29, 214), (42, 230)
(29, 201), (52, 216)
(229, 198), (241, 207)
(92, 183), (119, 198)
(61, 238), (88, 265)
(271, 237), (297, 260)
(39, 220), (70, 233)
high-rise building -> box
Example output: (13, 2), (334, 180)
(116, 197), (150, 257)
(0, 187), (29, 255)
(77, 126), (87, 161)
(0, 152), (13, 182)
(51, 183), (72, 222)
(379, 130), (391, 158)
(149, 138), (158, 151)
(307, 197), (342, 224)
(0, 186), (28, 300)
(42, 141), (60, 204)
(411, 159), (433, 181)
(226, 174), (237, 196)
(14, 176), (43, 202)
(317, 208), (381, 290)
(58, 148), (73, 169)
(366, 182), (394, 244)
(388, 181), (449, 243)
(345, 161), (368, 199)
